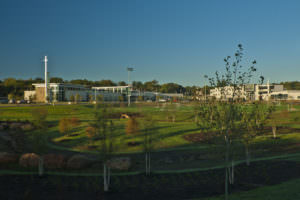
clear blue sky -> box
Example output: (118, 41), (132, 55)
(1, 0), (300, 86)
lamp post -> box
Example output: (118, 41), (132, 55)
(127, 67), (134, 106)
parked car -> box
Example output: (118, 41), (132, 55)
(16, 100), (26, 104)
(158, 99), (167, 102)
(0, 98), (8, 104)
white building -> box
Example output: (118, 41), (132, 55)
(210, 83), (285, 101)
(270, 90), (300, 101)
(210, 86), (246, 100)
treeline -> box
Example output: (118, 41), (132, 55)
(280, 81), (300, 90)
(0, 77), (207, 99)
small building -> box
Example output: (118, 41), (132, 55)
(270, 90), (300, 101)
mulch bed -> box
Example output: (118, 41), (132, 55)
(0, 159), (299, 200)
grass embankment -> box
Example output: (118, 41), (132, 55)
(202, 178), (300, 200)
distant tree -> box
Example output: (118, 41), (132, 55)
(75, 93), (81, 103)
(88, 94), (93, 103)
(137, 95), (144, 102)
(50, 77), (64, 83)
(8, 93), (15, 100)
(97, 94), (104, 103)
(70, 95), (75, 102)
(144, 80), (160, 92)
(160, 83), (184, 93)
(95, 80), (117, 87)
(118, 81), (127, 86)
(4, 78), (17, 95)
(133, 81), (144, 91)
(118, 95), (124, 102)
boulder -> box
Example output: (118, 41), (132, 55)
(107, 157), (131, 170)
(0, 152), (19, 164)
(44, 154), (66, 169)
(66, 155), (93, 170)
(19, 153), (40, 168)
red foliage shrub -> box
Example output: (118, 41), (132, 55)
(19, 153), (40, 168)
(86, 126), (96, 139)
(70, 117), (81, 126)
(0, 152), (19, 164)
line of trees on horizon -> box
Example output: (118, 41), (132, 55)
(0, 77), (210, 99)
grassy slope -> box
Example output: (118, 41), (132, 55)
(201, 178), (300, 200)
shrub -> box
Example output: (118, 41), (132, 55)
(32, 108), (48, 129)
(70, 117), (80, 126)
(86, 126), (96, 139)
(19, 153), (40, 168)
(0, 152), (19, 164)
(126, 117), (139, 135)
(59, 118), (72, 135)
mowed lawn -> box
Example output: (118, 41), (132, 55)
(1, 102), (300, 155)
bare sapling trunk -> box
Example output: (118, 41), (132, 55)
(272, 125), (277, 139)
(228, 160), (234, 185)
(225, 135), (229, 200)
(245, 145), (250, 166)
(145, 153), (148, 174)
(38, 156), (44, 176)
(103, 163), (110, 192)
(145, 152), (151, 175)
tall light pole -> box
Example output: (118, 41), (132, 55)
(127, 67), (134, 106)
(44, 56), (48, 103)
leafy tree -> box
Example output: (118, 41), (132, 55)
(160, 83), (184, 93)
(97, 94), (104, 103)
(203, 44), (259, 200)
(118, 81), (127, 86)
(31, 108), (48, 176)
(90, 104), (116, 192)
(50, 77), (64, 83)
(70, 95), (75, 102)
(241, 102), (269, 165)
(268, 106), (289, 139)
(133, 81), (144, 91)
(126, 117), (139, 135)
(59, 118), (72, 135)
(75, 93), (81, 103)
(144, 80), (160, 92)
(137, 95), (144, 102)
